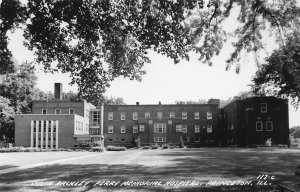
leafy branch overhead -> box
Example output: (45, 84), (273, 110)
(0, 0), (299, 102)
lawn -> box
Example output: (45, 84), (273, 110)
(0, 148), (299, 192)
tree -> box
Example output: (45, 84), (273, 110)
(0, 96), (15, 143)
(252, 32), (300, 107)
(1, 0), (299, 102)
(0, 61), (37, 114)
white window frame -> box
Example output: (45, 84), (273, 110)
(154, 137), (166, 142)
(256, 121), (263, 131)
(108, 125), (113, 133)
(139, 125), (145, 132)
(69, 108), (74, 114)
(133, 125), (138, 133)
(261, 103), (267, 113)
(194, 112), (200, 119)
(145, 112), (150, 118)
(121, 125), (126, 133)
(195, 125), (200, 133)
(176, 124), (182, 132)
(170, 112), (175, 118)
(157, 112), (162, 118)
(42, 109), (47, 114)
(133, 112), (138, 120)
(266, 121), (273, 131)
(207, 111), (212, 119)
(55, 109), (61, 114)
(182, 124), (187, 133)
(91, 110), (100, 126)
(207, 125), (213, 133)
(154, 123), (166, 133)
(121, 112), (126, 120)
(182, 112), (187, 119)
(108, 112), (113, 120)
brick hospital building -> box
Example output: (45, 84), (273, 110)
(14, 83), (289, 148)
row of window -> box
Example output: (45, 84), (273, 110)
(32, 120), (57, 132)
(106, 137), (203, 143)
(107, 124), (213, 133)
(256, 121), (273, 131)
(107, 111), (213, 120)
(42, 108), (74, 114)
(75, 121), (88, 132)
(33, 137), (56, 141)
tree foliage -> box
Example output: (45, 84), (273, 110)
(1, 0), (299, 102)
(252, 32), (300, 107)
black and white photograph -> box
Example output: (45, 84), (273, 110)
(0, 0), (300, 191)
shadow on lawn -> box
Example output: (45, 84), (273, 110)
(0, 148), (298, 192)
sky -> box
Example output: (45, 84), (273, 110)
(6, 3), (300, 127)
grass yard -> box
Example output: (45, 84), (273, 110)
(0, 147), (299, 192)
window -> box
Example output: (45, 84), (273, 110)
(55, 109), (61, 114)
(91, 110), (100, 126)
(42, 109), (47, 114)
(182, 112), (187, 119)
(176, 124), (182, 132)
(157, 112), (162, 118)
(121, 125), (126, 133)
(148, 120), (153, 124)
(108, 125), (113, 133)
(108, 112), (113, 120)
(38, 121), (42, 132)
(69, 108), (74, 114)
(133, 112), (138, 120)
(121, 138), (125, 142)
(121, 112), (126, 120)
(261, 103), (267, 113)
(133, 125), (138, 133)
(266, 121), (273, 131)
(154, 123), (166, 133)
(154, 137), (166, 142)
(43, 121), (47, 132)
(53, 122), (56, 132)
(207, 111), (212, 119)
(182, 124), (187, 133)
(207, 125), (212, 133)
(170, 112), (175, 118)
(195, 125), (200, 133)
(108, 138), (113, 142)
(139, 125), (145, 132)
(168, 120), (172, 124)
(195, 137), (200, 142)
(145, 112), (150, 118)
(256, 121), (263, 131)
(194, 112), (200, 119)
(48, 121), (51, 132)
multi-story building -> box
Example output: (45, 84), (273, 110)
(102, 101), (219, 147)
(221, 97), (289, 146)
(14, 84), (290, 148)
(15, 83), (97, 149)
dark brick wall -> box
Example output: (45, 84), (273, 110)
(222, 97), (289, 146)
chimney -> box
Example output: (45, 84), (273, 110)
(208, 98), (220, 108)
(159, 101), (161, 105)
(136, 102), (139, 106)
(54, 83), (63, 100)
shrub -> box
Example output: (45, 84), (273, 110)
(106, 145), (126, 151)
(90, 146), (105, 152)
(151, 144), (159, 149)
(179, 136), (185, 148)
(142, 145), (150, 149)
(162, 144), (169, 149)
(265, 138), (272, 147)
